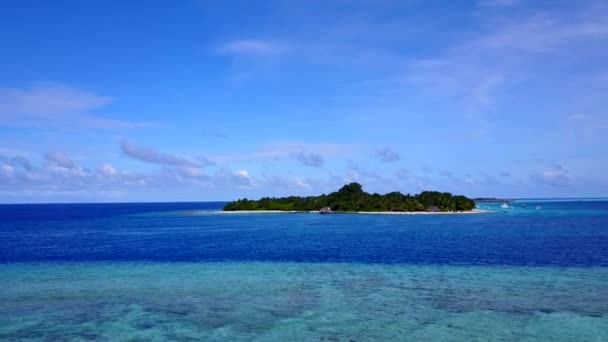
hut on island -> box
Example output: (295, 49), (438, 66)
(426, 205), (440, 212)
(319, 207), (333, 214)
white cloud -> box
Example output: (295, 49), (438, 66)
(294, 151), (324, 168)
(211, 168), (252, 189)
(0, 83), (112, 115)
(234, 169), (249, 178)
(440, 170), (454, 177)
(211, 141), (351, 166)
(197, 156), (216, 167)
(376, 147), (400, 163)
(262, 175), (315, 194)
(1, 164), (16, 178)
(468, 12), (608, 54)
(293, 178), (311, 189)
(121, 141), (201, 168)
(478, 0), (519, 7)
(346, 160), (360, 171)
(0, 83), (146, 129)
(531, 164), (571, 187)
(45, 152), (76, 169)
(0, 152), (254, 199)
(178, 166), (205, 178)
(398, 1), (608, 137)
(0, 155), (33, 171)
(217, 39), (286, 56)
(98, 164), (118, 176)
(567, 113), (587, 120)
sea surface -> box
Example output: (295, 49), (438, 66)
(1, 200), (607, 341)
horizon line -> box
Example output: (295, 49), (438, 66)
(1, 197), (608, 205)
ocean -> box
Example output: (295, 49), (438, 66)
(1, 200), (607, 341)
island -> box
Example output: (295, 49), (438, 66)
(223, 182), (476, 213)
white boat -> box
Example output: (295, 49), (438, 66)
(500, 203), (509, 209)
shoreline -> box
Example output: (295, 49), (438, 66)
(217, 210), (301, 214)
(217, 209), (485, 215)
(357, 209), (485, 215)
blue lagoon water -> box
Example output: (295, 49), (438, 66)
(1, 200), (607, 341)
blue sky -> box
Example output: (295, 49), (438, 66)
(1, 0), (607, 202)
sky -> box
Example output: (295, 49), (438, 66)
(1, 0), (607, 203)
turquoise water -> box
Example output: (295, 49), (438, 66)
(1, 263), (607, 341)
(1, 200), (607, 340)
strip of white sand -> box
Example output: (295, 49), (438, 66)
(356, 209), (485, 215)
(217, 210), (300, 214)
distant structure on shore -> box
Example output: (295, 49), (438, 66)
(473, 198), (513, 203)
(319, 207), (334, 214)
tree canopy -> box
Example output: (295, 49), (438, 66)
(223, 183), (476, 212)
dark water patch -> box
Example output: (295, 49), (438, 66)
(0, 202), (226, 221)
(1, 201), (608, 266)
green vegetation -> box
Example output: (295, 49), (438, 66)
(223, 182), (476, 212)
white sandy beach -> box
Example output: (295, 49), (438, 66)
(356, 209), (485, 215)
(217, 210), (301, 214)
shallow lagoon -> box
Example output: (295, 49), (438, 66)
(1, 262), (607, 341)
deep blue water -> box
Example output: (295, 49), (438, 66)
(1, 200), (607, 266)
(0, 201), (227, 221)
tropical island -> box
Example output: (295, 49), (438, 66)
(223, 182), (476, 213)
